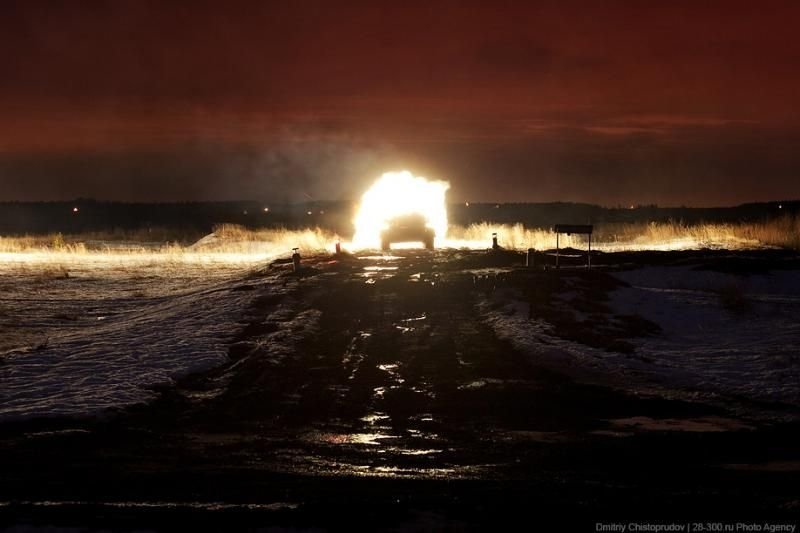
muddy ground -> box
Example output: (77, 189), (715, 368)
(1, 248), (799, 530)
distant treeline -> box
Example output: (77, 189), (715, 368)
(449, 201), (797, 227)
(0, 199), (796, 237)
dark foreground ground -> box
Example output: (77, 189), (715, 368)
(1, 248), (799, 531)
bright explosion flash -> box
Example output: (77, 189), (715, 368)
(352, 171), (450, 250)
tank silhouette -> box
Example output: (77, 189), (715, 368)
(380, 213), (435, 251)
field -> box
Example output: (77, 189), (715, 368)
(1, 222), (799, 528)
(2, 214), (799, 255)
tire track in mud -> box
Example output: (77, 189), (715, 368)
(175, 253), (647, 479)
(2, 252), (799, 523)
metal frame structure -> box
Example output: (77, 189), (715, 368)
(553, 224), (593, 269)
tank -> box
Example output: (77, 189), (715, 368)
(380, 213), (435, 251)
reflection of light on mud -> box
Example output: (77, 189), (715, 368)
(396, 449), (442, 456)
(357, 255), (403, 261)
(359, 265), (399, 283)
(378, 363), (406, 384)
(394, 314), (427, 333)
(8, 500), (299, 511)
(365, 465), (463, 478)
(309, 431), (399, 446)
(348, 433), (399, 446)
(360, 412), (390, 425)
(379, 242), (430, 250)
(290, 448), (490, 479)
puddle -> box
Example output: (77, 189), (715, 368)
(360, 412), (390, 425)
(308, 431), (400, 446)
(360, 465), (459, 477)
(348, 433), (400, 446)
(359, 266), (398, 283)
(377, 363), (405, 384)
(409, 273), (439, 285)
(394, 314), (426, 333)
(396, 448), (442, 456)
(270, 449), (490, 480)
(358, 255), (402, 261)
(343, 331), (372, 378)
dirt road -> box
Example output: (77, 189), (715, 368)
(1, 250), (798, 529)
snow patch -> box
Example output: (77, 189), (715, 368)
(0, 271), (284, 421)
(479, 266), (800, 420)
(478, 289), (656, 385)
(608, 266), (800, 413)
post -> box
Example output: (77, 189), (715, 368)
(555, 233), (559, 269)
(492, 232), (498, 250)
(587, 234), (591, 269)
(335, 241), (341, 254)
(526, 248), (535, 268)
(292, 247), (301, 272)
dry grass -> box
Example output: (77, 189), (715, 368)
(731, 214), (800, 250)
(0, 225), (342, 275)
(448, 216), (800, 251)
(0, 227), (210, 253)
(0, 216), (797, 258)
(0, 233), (87, 253)
(191, 224), (340, 254)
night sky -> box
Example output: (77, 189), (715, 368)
(2, 0), (799, 206)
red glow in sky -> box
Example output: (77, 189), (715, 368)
(2, 1), (800, 205)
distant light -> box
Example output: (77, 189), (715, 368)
(465, 201), (470, 207)
(263, 207), (270, 212)
(494, 204), (500, 209)
(307, 210), (313, 215)
(779, 204), (783, 209)
(243, 210), (248, 215)
(629, 205), (635, 209)
(72, 207), (79, 213)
